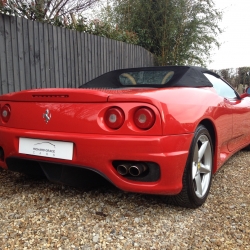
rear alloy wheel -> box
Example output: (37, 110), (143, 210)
(173, 125), (213, 208)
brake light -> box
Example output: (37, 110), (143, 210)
(134, 107), (155, 130)
(104, 107), (125, 129)
(1, 104), (11, 123)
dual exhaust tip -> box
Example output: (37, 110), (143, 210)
(116, 163), (148, 177)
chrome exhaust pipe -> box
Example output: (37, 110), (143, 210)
(117, 164), (130, 176)
(129, 163), (148, 176)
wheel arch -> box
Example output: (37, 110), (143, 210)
(198, 119), (218, 173)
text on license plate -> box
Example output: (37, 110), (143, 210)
(19, 138), (73, 160)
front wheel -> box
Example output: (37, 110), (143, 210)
(173, 125), (213, 208)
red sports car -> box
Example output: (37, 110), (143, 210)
(0, 66), (249, 208)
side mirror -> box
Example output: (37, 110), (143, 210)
(240, 86), (250, 99)
(246, 87), (250, 95)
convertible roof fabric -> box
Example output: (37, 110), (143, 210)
(80, 66), (217, 89)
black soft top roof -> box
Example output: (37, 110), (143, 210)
(80, 66), (218, 89)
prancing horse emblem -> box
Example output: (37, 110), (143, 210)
(43, 109), (51, 124)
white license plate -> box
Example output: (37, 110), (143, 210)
(19, 138), (73, 160)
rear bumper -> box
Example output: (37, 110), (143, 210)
(0, 127), (193, 195)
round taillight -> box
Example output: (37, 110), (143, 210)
(1, 104), (11, 123)
(104, 107), (125, 129)
(134, 107), (155, 130)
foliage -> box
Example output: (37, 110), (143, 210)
(70, 17), (139, 44)
(0, 0), (223, 65)
(214, 67), (250, 88)
(0, 0), (139, 44)
(0, 0), (99, 25)
(237, 67), (250, 85)
(99, 0), (223, 66)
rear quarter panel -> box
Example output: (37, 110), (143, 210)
(131, 87), (236, 172)
(130, 87), (223, 135)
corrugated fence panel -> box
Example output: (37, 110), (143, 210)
(16, 17), (25, 91)
(65, 28), (71, 88)
(34, 20), (41, 88)
(77, 30), (82, 86)
(0, 14), (154, 95)
(38, 22), (44, 88)
(0, 14), (8, 94)
(28, 20), (36, 89)
(22, 18), (30, 90)
(43, 22), (50, 88)
(10, 16), (19, 92)
(73, 30), (78, 89)
(4, 15), (14, 93)
(62, 27), (68, 88)
(57, 25), (63, 89)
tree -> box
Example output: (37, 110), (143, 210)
(72, 17), (139, 44)
(0, 0), (139, 44)
(0, 0), (99, 25)
(236, 67), (250, 86)
(213, 67), (250, 89)
(99, 0), (222, 66)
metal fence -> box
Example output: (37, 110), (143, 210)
(0, 14), (154, 95)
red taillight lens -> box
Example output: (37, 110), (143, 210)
(134, 107), (155, 130)
(1, 104), (11, 123)
(104, 107), (125, 129)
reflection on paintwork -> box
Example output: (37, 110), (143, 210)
(1, 65), (250, 203)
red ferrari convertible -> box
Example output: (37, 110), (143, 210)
(0, 66), (249, 208)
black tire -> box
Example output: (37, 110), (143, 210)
(243, 144), (250, 151)
(172, 125), (214, 208)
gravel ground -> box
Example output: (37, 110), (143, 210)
(0, 151), (249, 250)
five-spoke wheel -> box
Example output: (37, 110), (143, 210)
(192, 134), (212, 198)
(173, 125), (213, 208)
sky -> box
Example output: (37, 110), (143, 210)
(207, 0), (250, 69)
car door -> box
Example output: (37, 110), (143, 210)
(204, 73), (250, 152)
(227, 96), (250, 151)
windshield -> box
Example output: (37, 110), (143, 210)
(119, 71), (174, 86)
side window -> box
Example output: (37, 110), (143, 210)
(204, 73), (238, 99)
